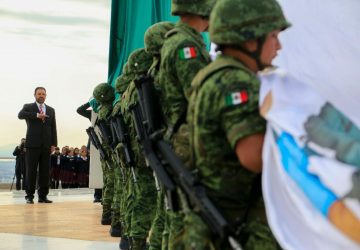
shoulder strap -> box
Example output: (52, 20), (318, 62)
(192, 56), (253, 91)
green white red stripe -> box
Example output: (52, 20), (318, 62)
(179, 47), (197, 59)
(226, 91), (248, 106)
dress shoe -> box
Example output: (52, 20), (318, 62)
(38, 197), (53, 203)
(26, 198), (34, 204)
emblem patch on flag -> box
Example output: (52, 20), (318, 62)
(225, 90), (248, 106)
(179, 47), (197, 59)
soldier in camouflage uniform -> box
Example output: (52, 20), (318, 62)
(112, 63), (135, 250)
(100, 82), (124, 239)
(185, 0), (291, 249)
(157, 1), (215, 249)
(92, 83), (117, 228)
(142, 21), (175, 250)
(119, 48), (157, 250)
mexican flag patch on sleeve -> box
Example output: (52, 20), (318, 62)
(225, 90), (249, 106)
(179, 47), (197, 59)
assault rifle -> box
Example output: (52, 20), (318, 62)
(110, 114), (137, 182)
(130, 75), (243, 250)
(96, 119), (113, 147)
(86, 127), (111, 170)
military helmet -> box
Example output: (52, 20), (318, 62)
(127, 48), (153, 75)
(115, 73), (134, 94)
(93, 83), (115, 104)
(115, 63), (134, 93)
(210, 0), (290, 45)
(171, 0), (216, 17)
(144, 22), (175, 55)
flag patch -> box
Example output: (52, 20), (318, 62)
(179, 47), (197, 59)
(225, 91), (248, 106)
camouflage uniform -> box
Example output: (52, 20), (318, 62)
(112, 63), (135, 248)
(120, 48), (157, 250)
(185, 0), (290, 249)
(93, 83), (116, 226)
(158, 1), (215, 249)
(107, 77), (127, 237)
(142, 21), (175, 250)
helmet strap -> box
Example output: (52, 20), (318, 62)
(230, 36), (267, 71)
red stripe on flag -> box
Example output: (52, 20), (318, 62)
(189, 47), (197, 58)
(241, 91), (248, 102)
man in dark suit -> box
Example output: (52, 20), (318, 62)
(18, 86), (57, 204)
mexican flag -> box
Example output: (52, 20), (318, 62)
(179, 47), (197, 59)
(225, 91), (248, 106)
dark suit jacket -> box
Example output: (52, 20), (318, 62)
(18, 102), (57, 148)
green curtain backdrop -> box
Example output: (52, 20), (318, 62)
(107, 0), (178, 86)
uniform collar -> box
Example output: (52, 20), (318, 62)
(175, 21), (205, 45)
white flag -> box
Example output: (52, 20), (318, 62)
(260, 0), (360, 249)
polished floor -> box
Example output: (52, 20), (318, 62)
(0, 189), (118, 250)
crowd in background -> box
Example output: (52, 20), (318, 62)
(49, 145), (90, 189)
(12, 142), (90, 191)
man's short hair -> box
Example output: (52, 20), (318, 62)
(34, 86), (46, 94)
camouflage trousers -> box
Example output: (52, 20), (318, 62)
(101, 159), (115, 216)
(162, 124), (190, 250)
(111, 165), (123, 228)
(125, 167), (157, 248)
(148, 189), (165, 250)
(163, 209), (185, 250)
(162, 187), (191, 250)
(182, 211), (279, 250)
(120, 168), (131, 238)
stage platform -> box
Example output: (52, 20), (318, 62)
(0, 188), (118, 250)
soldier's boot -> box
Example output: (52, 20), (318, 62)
(129, 237), (147, 250)
(101, 210), (112, 225)
(110, 210), (122, 237)
(110, 223), (122, 237)
(119, 236), (130, 250)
